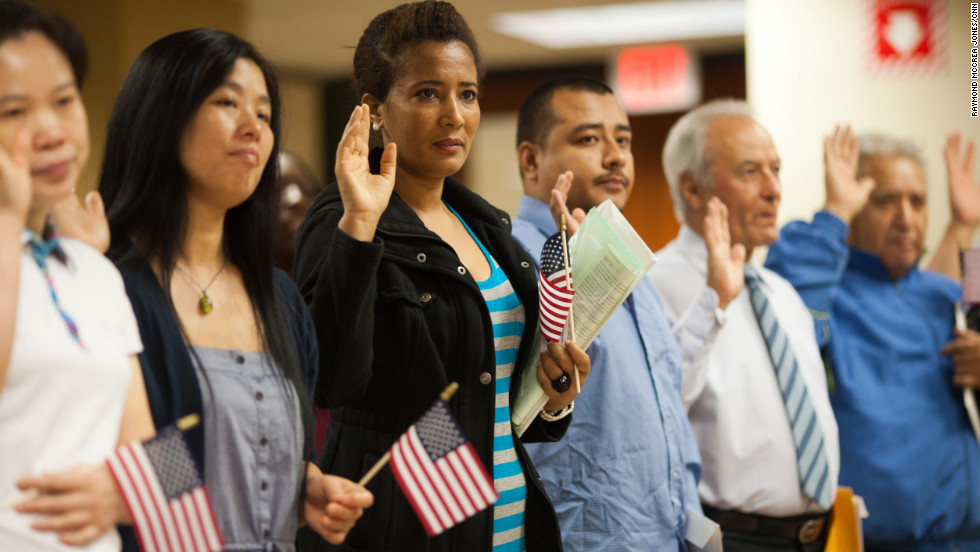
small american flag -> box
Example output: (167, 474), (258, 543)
(389, 399), (498, 537)
(107, 425), (224, 552)
(539, 232), (575, 342)
(963, 248), (980, 305)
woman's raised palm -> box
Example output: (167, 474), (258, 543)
(335, 104), (397, 241)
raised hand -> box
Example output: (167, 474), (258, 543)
(0, 129), (32, 225)
(943, 133), (980, 230)
(822, 124), (874, 224)
(336, 104), (397, 242)
(49, 190), (109, 253)
(548, 171), (587, 236)
(303, 467), (373, 545)
(704, 197), (745, 310)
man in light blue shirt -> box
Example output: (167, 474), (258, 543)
(512, 78), (742, 551)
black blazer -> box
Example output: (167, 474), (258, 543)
(293, 173), (568, 552)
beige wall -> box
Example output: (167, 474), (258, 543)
(279, 74), (326, 184)
(746, 0), (980, 260)
(466, 113), (524, 217)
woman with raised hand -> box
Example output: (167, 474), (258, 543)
(0, 2), (154, 549)
(98, 28), (372, 551)
(293, 2), (589, 551)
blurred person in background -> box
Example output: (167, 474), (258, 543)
(276, 151), (323, 278)
(276, 151), (330, 454)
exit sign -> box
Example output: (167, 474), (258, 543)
(610, 44), (701, 114)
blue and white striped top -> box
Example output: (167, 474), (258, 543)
(448, 205), (527, 552)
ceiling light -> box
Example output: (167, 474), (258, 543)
(491, 0), (745, 49)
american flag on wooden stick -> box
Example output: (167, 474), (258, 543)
(539, 231), (575, 342)
(107, 424), (224, 552)
(389, 398), (498, 536)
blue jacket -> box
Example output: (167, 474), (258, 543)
(766, 211), (980, 551)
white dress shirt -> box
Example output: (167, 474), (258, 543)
(648, 225), (839, 516)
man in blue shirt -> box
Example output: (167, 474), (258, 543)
(766, 127), (980, 551)
(512, 77), (742, 551)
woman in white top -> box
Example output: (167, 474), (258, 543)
(0, 2), (155, 550)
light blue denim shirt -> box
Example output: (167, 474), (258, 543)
(513, 196), (703, 552)
(191, 346), (303, 552)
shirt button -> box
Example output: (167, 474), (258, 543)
(416, 253), (427, 263)
(479, 372), (492, 385)
(419, 292), (432, 303)
(255, 391), (264, 401)
(457, 266), (466, 275)
(672, 470), (679, 479)
(261, 480), (268, 491)
(260, 436), (268, 446)
(236, 355), (245, 364)
(520, 261), (530, 268)
(264, 529), (272, 539)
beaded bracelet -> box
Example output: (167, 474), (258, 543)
(539, 401), (574, 422)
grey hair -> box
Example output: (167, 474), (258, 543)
(662, 99), (754, 222)
(857, 133), (927, 178)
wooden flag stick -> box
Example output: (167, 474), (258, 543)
(1, 413), (204, 513)
(177, 413), (201, 431)
(558, 215), (579, 393)
(357, 382), (460, 487)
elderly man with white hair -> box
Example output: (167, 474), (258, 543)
(765, 128), (980, 551)
(648, 100), (839, 552)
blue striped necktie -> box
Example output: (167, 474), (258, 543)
(744, 265), (832, 509)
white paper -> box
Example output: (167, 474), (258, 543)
(511, 200), (657, 436)
(685, 507), (723, 552)
(955, 306), (980, 446)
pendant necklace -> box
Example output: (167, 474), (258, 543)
(174, 259), (228, 314)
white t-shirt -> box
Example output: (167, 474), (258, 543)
(0, 234), (143, 551)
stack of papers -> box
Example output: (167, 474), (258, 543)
(511, 200), (657, 436)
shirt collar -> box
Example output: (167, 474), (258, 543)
(674, 224), (709, 275)
(674, 223), (769, 292)
(515, 195), (557, 236)
(21, 228), (71, 267)
(847, 246), (919, 283)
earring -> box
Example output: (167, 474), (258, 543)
(372, 121), (380, 131)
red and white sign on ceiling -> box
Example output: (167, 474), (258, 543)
(863, 0), (949, 77)
(609, 44), (701, 114)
